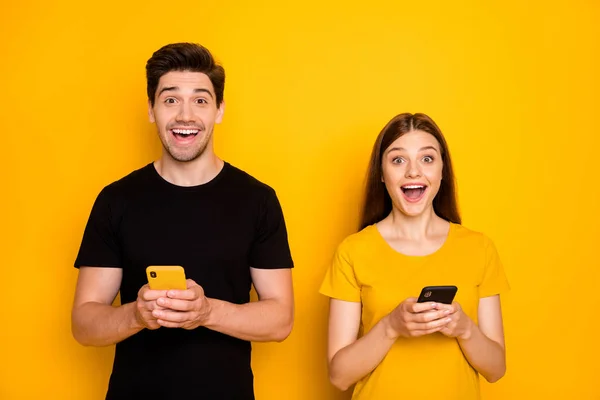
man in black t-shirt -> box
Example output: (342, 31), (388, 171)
(71, 43), (294, 400)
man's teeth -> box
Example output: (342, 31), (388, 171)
(172, 129), (199, 135)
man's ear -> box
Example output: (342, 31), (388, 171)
(215, 100), (225, 124)
(148, 100), (155, 123)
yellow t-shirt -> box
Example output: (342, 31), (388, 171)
(319, 223), (510, 400)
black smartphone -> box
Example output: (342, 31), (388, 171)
(417, 285), (458, 304)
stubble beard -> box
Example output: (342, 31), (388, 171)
(159, 129), (211, 163)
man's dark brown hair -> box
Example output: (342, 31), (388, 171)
(146, 42), (225, 107)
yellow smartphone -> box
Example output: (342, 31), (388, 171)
(146, 265), (187, 290)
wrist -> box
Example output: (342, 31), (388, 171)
(203, 297), (219, 328)
(129, 302), (145, 331)
(382, 315), (399, 340)
(458, 318), (475, 341)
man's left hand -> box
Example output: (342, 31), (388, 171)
(152, 279), (212, 329)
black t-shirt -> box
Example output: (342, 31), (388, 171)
(74, 162), (293, 400)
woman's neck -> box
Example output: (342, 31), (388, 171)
(384, 207), (448, 241)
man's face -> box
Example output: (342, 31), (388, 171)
(149, 71), (224, 162)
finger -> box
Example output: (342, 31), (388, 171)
(186, 279), (199, 289)
(141, 289), (168, 301)
(435, 303), (455, 312)
(437, 301), (461, 313)
(411, 316), (452, 331)
(167, 281), (203, 300)
(145, 319), (162, 329)
(413, 309), (452, 323)
(166, 288), (198, 300)
(408, 301), (439, 313)
(156, 297), (195, 311)
(144, 301), (165, 311)
(439, 324), (455, 336)
(430, 316), (452, 330)
(451, 301), (461, 312)
(152, 309), (191, 323)
(157, 319), (184, 328)
(412, 326), (445, 336)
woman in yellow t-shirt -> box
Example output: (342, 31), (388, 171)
(320, 113), (510, 400)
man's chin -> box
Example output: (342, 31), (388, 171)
(162, 144), (208, 163)
(171, 152), (202, 163)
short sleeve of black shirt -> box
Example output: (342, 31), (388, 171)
(74, 186), (122, 269)
(249, 187), (294, 270)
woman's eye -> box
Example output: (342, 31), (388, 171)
(423, 156), (434, 163)
(392, 157), (404, 164)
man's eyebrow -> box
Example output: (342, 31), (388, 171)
(194, 88), (213, 98)
(157, 87), (214, 98)
(158, 86), (177, 96)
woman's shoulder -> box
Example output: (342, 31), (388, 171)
(336, 224), (381, 252)
(450, 223), (496, 248)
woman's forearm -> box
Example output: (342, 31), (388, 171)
(329, 315), (397, 391)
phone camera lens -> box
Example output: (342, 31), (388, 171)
(150, 271), (157, 278)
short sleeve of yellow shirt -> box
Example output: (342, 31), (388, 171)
(319, 238), (362, 302)
(319, 223), (510, 400)
(478, 234), (510, 298)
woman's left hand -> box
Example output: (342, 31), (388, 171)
(439, 302), (474, 340)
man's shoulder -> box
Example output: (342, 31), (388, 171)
(224, 162), (276, 196)
(99, 163), (155, 199)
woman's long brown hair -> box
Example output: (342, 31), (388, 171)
(359, 113), (461, 230)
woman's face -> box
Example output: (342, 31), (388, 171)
(381, 129), (444, 218)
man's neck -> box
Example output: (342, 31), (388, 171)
(154, 151), (224, 187)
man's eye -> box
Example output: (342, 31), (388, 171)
(196, 98), (207, 104)
(165, 98), (176, 104)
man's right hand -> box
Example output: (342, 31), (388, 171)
(135, 284), (168, 330)
(384, 297), (453, 339)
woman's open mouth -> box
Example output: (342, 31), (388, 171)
(401, 184), (427, 203)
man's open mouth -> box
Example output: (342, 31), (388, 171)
(171, 128), (200, 139)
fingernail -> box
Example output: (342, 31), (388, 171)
(446, 318), (452, 323)
(444, 309), (451, 315)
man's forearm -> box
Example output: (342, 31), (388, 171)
(204, 298), (292, 342)
(72, 301), (143, 347)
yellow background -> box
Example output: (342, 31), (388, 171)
(1, 1), (599, 399)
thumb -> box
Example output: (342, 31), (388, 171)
(186, 279), (205, 296)
(186, 278), (198, 289)
(400, 297), (418, 313)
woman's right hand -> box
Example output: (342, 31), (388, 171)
(384, 298), (452, 339)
